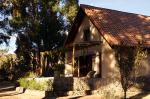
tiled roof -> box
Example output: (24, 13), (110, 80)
(80, 4), (150, 47)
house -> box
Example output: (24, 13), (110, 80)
(64, 4), (150, 78)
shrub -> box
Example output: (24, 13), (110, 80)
(25, 72), (38, 78)
(28, 80), (46, 90)
(17, 78), (29, 88)
(17, 78), (53, 91)
(0, 55), (16, 80)
(0, 55), (30, 81)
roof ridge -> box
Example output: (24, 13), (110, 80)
(80, 4), (150, 18)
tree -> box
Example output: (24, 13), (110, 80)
(0, 0), (12, 45)
(115, 43), (147, 99)
(0, 49), (8, 57)
(0, 0), (79, 74)
(0, 34), (10, 44)
(2, 0), (78, 73)
(61, 0), (79, 30)
(10, 0), (78, 49)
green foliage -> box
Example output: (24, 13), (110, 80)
(0, 1), (12, 44)
(28, 80), (47, 90)
(115, 43), (147, 99)
(0, 0), (78, 75)
(0, 49), (8, 56)
(40, 48), (65, 76)
(17, 78), (29, 88)
(10, 0), (78, 51)
(17, 78), (53, 91)
(134, 44), (147, 66)
(62, 0), (79, 23)
(10, 0), (78, 72)
(24, 72), (38, 78)
(0, 54), (16, 80)
(0, 54), (31, 81)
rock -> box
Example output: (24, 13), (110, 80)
(16, 87), (24, 93)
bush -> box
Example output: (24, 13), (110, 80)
(0, 55), (16, 80)
(17, 78), (53, 91)
(0, 55), (29, 81)
(28, 80), (47, 90)
(25, 72), (38, 78)
(17, 78), (29, 88)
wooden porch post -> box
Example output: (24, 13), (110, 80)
(72, 44), (75, 76)
(99, 42), (102, 78)
(78, 58), (80, 77)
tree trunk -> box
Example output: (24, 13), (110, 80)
(124, 90), (127, 99)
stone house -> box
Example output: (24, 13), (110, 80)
(64, 4), (150, 79)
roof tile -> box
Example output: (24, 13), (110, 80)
(81, 4), (150, 47)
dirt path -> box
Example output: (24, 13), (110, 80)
(0, 81), (101, 99)
(1, 81), (150, 99)
(0, 81), (45, 99)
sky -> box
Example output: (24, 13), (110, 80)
(0, 35), (16, 54)
(1, 0), (150, 54)
(79, 0), (150, 15)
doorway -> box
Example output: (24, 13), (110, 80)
(77, 54), (93, 77)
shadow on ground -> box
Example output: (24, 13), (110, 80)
(129, 92), (149, 99)
(128, 76), (150, 99)
(0, 92), (21, 97)
(0, 80), (22, 97)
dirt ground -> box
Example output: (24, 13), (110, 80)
(0, 90), (101, 99)
(1, 81), (150, 99)
(0, 81), (101, 99)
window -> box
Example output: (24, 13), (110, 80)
(83, 28), (90, 41)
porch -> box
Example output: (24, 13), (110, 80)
(65, 41), (101, 77)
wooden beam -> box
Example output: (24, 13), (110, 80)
(78, 58), (80, 77)
(72, 44), (75, 76)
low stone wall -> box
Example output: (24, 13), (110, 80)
(22, 77), (144, 98)
(27, 77), (123, 95)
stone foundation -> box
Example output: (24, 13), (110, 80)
(24, 77), (144, 98)
(26, 77), (123, 96)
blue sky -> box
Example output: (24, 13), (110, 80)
(1, 0), (150, 53)
(0, 35), (16, 54)
(79, 0), (150, 15)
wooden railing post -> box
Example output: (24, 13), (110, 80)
(72, 44), (75, 76)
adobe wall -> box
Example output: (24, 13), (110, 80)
(65, 16), (101, 76)
(101, 37), (120, 78)
(65, 15), (119, 79)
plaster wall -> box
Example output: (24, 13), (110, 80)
(65, 16), (119, 78)
(65, 16), (100, 76)
(65, 15), (150, 78)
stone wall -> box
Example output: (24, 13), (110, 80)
(29, 77), (123, 96)
(26, 77), (150, 98)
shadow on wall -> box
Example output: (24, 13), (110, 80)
(42, 77), (74, 98)
(53, 77), (74, 96)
